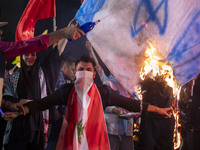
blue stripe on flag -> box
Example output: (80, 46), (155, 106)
(75, 0), (105, 25)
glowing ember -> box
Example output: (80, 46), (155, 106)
(138, 41), (181, 150)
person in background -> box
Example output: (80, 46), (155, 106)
(2, 36), (70, 149)
(103, 75), (135, 150)
(179, 74), (200, 150)
(55, 58), (76, 90)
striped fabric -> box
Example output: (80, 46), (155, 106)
(76, 0), (200, 93)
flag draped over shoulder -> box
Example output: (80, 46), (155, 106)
(56, 84), (110, 150)
(16, 0), (56, 41)
(75, 0), (200, 93)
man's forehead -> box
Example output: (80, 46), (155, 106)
(76, 61), (94, 70)
(77, 61), (93, 66)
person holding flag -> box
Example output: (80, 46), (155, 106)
(3, 55), (172, 150)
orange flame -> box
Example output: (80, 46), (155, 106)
(138, 41), (181, 149)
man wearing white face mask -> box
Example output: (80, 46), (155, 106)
(3, 55), (173, 150)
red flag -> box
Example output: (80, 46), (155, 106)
(16, 0), (56, 41)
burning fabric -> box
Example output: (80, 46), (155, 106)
(136, 42), (181, 150)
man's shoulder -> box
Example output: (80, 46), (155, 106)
(58, 82), (74, 90)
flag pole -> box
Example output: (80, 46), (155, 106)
(53, 17), (57, 31)
(53, 17), (57, 48)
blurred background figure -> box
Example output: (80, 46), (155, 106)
(47, 57), (76, 150)
(55, 58), (76, 90)
(103, 75), (135, 150)
(179, 74), (200, 150)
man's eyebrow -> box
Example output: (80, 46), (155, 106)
(78, 67), (84, 70)
(86, 67), (93, 71)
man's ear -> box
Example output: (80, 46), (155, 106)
(93, 71), (96, 78)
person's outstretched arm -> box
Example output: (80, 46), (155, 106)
(100, 84), (173, 118)
(3, 84), (74, 120)
(0, 26), (84, 60)
(48, 26), (84, 47)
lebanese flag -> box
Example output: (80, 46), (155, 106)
(56, 83), (110, 150)
(16, 0), (56, 41)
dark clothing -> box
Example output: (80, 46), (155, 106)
(182, 75), (200, 150)
(0, 50), (5, 78)
(139, 116), (175, 150)
(189, 75), (200, 131)
(3, 46), (61, 150)
(25, 83), (149, 116)
(141, 78), (173, 118)
(108, 134), (133, 150)
(139, 78), (174, 150)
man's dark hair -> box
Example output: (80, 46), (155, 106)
(61, 57), (75, 68)
(75, 55), (96, 69)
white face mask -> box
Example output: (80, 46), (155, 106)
(75, 71), (94, 99)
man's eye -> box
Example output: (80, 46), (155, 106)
(87, 69), (92, 71)
(78, 68), (84, 71)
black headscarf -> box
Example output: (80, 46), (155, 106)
(8, 47), (61, 149)
(17, 55), (41, 99)
(12, 55), (45, 148)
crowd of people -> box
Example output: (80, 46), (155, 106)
(0, 18), (198, 150)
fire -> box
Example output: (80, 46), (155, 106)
(138, 41), (181, 150)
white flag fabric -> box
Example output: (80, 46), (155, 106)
(76, 0), (200, 94)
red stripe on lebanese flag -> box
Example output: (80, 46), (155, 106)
(56, 84), (110, 150)
(56, 87), (78, 150)
(85, 84), (110, 150)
